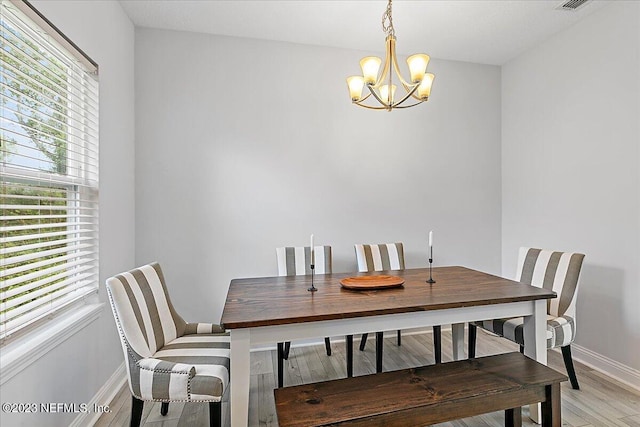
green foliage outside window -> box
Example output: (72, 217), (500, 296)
(1, 12), (72, 329)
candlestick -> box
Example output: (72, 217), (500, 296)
(308, 234), (317, 292)
(310, 234), (315, 265)
(308, 263), (317, 292)
(427, 235), (436, 284)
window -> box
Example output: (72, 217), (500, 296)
(0, 0), (99, 340)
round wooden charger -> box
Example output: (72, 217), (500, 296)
(340, 275), (405, 290)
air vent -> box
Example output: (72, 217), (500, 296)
(556, 0), (591, 11)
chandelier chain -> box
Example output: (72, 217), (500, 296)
(381, 0), (395, 38)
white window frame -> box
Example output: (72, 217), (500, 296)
(0, 0), (99, 344)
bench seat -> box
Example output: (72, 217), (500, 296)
(274, 352), (567, 427)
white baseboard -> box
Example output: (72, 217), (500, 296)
(70, 362), (126, 427)
(570, 344), (640, 391)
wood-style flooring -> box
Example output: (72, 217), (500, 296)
(95, 329), (640, 427)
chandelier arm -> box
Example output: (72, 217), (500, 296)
(357, 92), (373, 103)
(353, 100), (391, 110)
(391, 83), (421, 108)
(391, 100), (428, 109)
(374, 36), (393, 88)
(410, 92), (426, 101)
(389, 38), (413, 88)
(366, 84), (391, 108)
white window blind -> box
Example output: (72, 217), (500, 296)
(0, 0), (99, 340)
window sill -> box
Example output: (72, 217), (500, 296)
(0, 303), (104, 385)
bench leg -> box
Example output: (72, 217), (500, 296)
(433, 325), (442, 363)
(542, 383), (561, 427)
(346, 335), (353, 378)
(505, 407), (522, 427)
(277, 342), (284, 388)
(324, 337), (332, 356)
(160, 402), (169, 416)
(468, 323), (477, 358)
(376, 332), (384, 373)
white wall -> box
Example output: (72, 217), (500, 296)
(0, 1), (136, 426)
(502, 1), (640, 371)
(135, 28), (502, 322)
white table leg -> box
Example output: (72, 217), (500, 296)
(524, 299), (547, 424)
(230, 329), (250, 427)
(451, 323), (465, 360)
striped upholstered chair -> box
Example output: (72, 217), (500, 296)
(468, 247), (585, 389)
(106, 263), (230, 427)
(355, 243), (443, 369)
(275, 246), (354, 386)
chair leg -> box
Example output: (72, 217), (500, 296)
(397, 330), (401, 346)
(324, 337), (332, 356)
(468, 323), (477, 358)
(209, 401), (221, 427)
(359, 333), (368, 351)
(346, 335), (353, 378)
(130, 396), (144, 427)
(519, 345), (524, 354)
(561, 345), (580, 390)
(375, 331), (384, 373)
(433, 325), (442, 364)
(277, 342), (284, 388)
(283, 341), (291, 360)
(160, 402), (169, 416)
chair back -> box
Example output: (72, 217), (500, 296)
(106, 262), (188, 359)
(515, 247), (585, 318)
(354, 242), (405, 272)
(276, 246), (332, 276)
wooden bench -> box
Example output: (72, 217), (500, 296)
(274, 352), (567, 427)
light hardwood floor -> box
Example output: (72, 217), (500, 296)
(95, 329), (640, 427)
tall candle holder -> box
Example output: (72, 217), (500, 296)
(308, 263), (317, 292)
(426, 246), (436, 284)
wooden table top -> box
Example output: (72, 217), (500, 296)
(221, 266), (556, 330)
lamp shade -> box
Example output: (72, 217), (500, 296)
(360, 56), (382, 84)
(417, 73), (435, 100)
(407, 54), (430, 83)
(379, 84), (397, 104)
(347, 76), (365, 101)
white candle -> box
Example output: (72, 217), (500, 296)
(429, 230), (433, 247)
(310, 234), (315, 265)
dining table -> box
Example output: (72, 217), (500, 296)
(220, 266), (556, 427)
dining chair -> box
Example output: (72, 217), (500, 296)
(276, 246), (354, 387)
(354, 242), (443, 371)
(468, 247), (585, 390)
(106, 262), (230, 427)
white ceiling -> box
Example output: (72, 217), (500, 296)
(119, 0), (610, 65)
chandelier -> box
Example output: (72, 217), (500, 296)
(346, 0), (435, 111)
